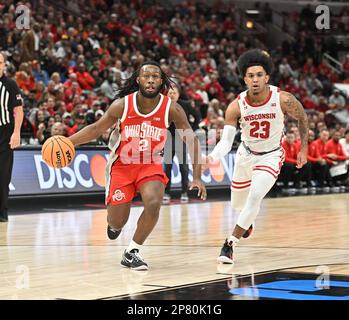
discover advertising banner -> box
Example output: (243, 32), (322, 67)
(9, 148), (236, 196)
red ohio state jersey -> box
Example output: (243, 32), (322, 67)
(108, 92), (171, 164)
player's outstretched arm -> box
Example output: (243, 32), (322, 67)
(280, 91), (309, 168)
(169, 102), (207, 200)
(206, 99), (240, 163)
(69, 98), (124, 146)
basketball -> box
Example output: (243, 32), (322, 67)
(41, 135), (75, 168)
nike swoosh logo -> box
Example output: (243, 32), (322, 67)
(125, 257), (133, 263)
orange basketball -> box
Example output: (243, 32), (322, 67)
(41, 135), (76, 168)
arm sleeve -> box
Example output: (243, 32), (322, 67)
(208, 125), (236, 161)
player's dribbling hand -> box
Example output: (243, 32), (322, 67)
(189, 180), (207, 200)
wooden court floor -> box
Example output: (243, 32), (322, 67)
(1, 193), (349, 300)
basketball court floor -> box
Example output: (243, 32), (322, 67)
(1, 193), (349, 300)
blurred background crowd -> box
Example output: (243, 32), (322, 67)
(1, 0), (349, 195)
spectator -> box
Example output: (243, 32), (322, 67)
(100, 71), (117, 100)
(208, 116), (225, 145)
(19, 27), (35, 62)
(280, 131), (312, 192)
(314, 128), (330, 160)
(37, 116), (56, 145)
(324, 130), (348, 187)
(307, 129), (331, 189)
(163, 84), (193, 204)
(95, 109), (104, 121)
(279, 57), (295, 78)
(328, 89), (346, 110)
(327, 89), (349, 126)
(339, 129), (349, 157)
(32, 60), (50, 85)
(76, 63), (96, 90)
(50, 121), (66, 137)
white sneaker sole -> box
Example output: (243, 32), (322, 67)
(121, 263), (149, 271)
(217, 256), (234, 264)
(131, 265), (149, 271)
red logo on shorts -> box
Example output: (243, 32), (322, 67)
(112, 189), (125, 202)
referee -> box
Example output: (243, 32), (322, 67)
(0, 52), (24, 222)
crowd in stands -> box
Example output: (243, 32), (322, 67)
(1, 0), (348, 193)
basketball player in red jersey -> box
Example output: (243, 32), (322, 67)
(204, 49), (309, 264)
(69, 61), (206, 270)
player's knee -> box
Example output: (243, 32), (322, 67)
(248, 191), (265, 204)
(107, 208), (129, 228)
(108, 215), (127, 229)
(144, 198), (162, 213)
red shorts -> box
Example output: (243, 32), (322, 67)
(106, 162), (169, 205)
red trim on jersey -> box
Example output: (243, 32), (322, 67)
(237, 95), (241, 100)
(279, 148), (285, 169)
(253, 168), (278, 179)
(231, 179), (251, 185)
(231, 184), (251, 189)
(254, 165), (279, 174)
(245, 89), (272, 107)
(277, 87), (280, 92)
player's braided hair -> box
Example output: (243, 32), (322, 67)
(237, 49), (273, 76)
(114, 61), (175, 99)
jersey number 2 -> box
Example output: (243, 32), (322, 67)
(250, 121), (270, 139)
(139, 139), (149, 151)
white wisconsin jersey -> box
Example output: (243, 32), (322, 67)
(238, 85), (284, 153)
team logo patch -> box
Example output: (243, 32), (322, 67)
(112, 189), (126, 202)
(271, 103), (276, 107)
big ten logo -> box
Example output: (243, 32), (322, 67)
(315, 5), (330, 30)
(315, 265), (330, 289)
(15, 5), (31, 30)
(16, 265), (30, 289)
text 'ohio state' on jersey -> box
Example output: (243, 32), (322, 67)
(238, 85), (284, 153)
(109, 92), (171, 164)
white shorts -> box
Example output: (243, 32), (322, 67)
(231, 144), (285, 191)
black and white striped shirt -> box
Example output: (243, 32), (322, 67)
(0, 75), (22, 150)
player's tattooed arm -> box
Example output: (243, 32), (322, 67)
(280, 91), (309, 151)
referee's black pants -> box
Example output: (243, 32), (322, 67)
(0, 148), (13, 220)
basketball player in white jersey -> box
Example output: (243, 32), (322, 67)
(205, 49), (309, 263)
